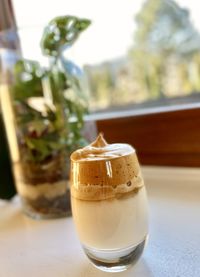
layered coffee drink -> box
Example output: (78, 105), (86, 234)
(70, 134), (148, 272)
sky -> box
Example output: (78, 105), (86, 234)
(12, 0), (200, 66)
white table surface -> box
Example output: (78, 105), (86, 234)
(0, 166), (200, 277)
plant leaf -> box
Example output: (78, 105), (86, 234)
(41, 15), (91, 57)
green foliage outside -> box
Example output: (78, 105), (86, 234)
(86, 0), (200, 111)
(130, 0), (200, 100)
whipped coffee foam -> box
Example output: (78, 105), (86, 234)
(71, 133), (134, 161)
(70, 134), (143, 201)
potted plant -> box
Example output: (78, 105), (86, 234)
(1, 15), (91, 218)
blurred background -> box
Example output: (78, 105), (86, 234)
(11, 0), (200, 113)
(1, 0), (200, 199)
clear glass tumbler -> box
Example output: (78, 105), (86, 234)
(70, 134), (148, 272)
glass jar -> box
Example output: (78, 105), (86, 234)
(0, 28), (77, 219)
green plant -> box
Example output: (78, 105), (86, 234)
(12, 15), (91, 163)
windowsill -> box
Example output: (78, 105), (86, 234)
(0, 166), (200, 276)
(142, 165), (200, 184)
(86, 102), (200, 121)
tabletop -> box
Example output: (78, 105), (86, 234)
(0, 166), (200, 277)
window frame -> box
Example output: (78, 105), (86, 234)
(86, 103), (200, 167)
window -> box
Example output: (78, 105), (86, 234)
(13, 0), (200, 113)
(9, 0), (200, 167)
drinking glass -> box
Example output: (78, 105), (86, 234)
(70, 135), (148, 272)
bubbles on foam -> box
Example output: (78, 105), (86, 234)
(126, 181), (132, 187)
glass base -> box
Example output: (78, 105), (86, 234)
(21, 194), (71, 220)
(83, 236), (147, 273)
(23, 206), (71, 220)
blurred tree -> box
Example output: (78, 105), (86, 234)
(86, 63), (115, 109)
(130, 0), (200, 99)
